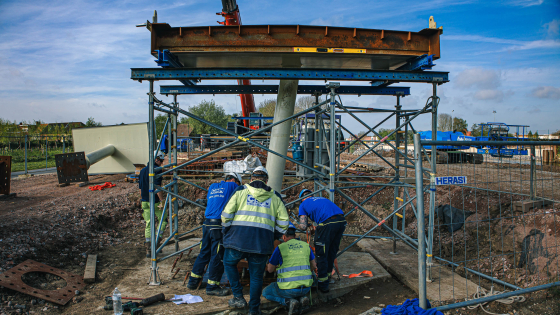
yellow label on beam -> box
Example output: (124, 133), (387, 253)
(396, 197), (404, 202)
(293, 47), (367, 54)
(395, 213), (403, 218)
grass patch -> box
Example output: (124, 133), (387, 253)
(1, 147), (73, 172)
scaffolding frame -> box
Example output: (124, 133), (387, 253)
(131, 66), (448, 286)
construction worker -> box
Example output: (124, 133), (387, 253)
(138, 151), (166, 258)
(263, 222), (315, 315)
(221, 166), (289, 315)
(187, 172), (242, 296)
(296, 189), (346, 293)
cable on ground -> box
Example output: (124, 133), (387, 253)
(466, 286), (525, 315)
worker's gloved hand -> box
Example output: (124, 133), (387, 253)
(307, 225), (316, 235)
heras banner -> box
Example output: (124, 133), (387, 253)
(435, 176), (467, 186)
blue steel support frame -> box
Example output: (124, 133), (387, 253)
(131, 68), (449, 83)
(155, 50), (196, 86)
(396, 54), (435, 71)
(160, 85), (411, 96)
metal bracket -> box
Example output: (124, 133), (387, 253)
(155, 50), (196, 86)
(148, 266), (162, 286)
(397, 54), (435, 71)
(327, 82), (341, 89)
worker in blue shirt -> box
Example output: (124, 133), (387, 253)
(187, 172), (242, 296)
(296, 189), (346, 293)
(138, 151), (165, 258)
(263, 222), (315, 315)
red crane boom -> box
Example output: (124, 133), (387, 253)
(217, 0), (256, 129)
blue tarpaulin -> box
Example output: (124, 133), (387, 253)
(382, 299), (443, 315)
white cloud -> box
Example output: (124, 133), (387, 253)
(454, 68), (501, 89)
(544, 19), (560, 39)
(474, 89), (504, 102)
(443, 34), (560, 52)
(531, 86), (560, 99)
(507, 0), (544, 7)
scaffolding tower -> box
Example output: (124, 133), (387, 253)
(131, 20), (447, 288)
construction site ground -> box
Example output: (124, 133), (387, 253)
(0, 170), (559, 315)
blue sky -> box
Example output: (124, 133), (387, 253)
(0, 0), (559, 134)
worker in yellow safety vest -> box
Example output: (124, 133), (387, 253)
(221, 166), (290, 315)
(263, 222), (316, 315)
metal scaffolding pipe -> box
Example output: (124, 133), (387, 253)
(85, 144), (116, 169)
(266, 79), (298, 191)
(414, 133), (427, 309)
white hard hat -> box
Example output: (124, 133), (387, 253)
(225, 172), (242, 184)
(252, 166), (268, 176)
(154, 150), (165, 160)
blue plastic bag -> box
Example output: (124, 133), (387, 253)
(382, 299), (443, 315)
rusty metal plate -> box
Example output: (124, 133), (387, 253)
(55, 152), (88, 184)
(0, 156), (11, 195)
(0, 260), (86, 305)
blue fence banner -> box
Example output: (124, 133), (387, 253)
(435, 176), (467, 186)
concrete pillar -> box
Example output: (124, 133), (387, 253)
(266, 79), (298, 192)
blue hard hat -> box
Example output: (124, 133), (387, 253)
(289, 222), (296, 229)
(299, 189), (312, 199)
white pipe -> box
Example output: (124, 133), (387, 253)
(86, 144), (116, 169)
(266, 79), (298, 192)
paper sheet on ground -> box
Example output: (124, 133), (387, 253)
(172, 294), (203, 305)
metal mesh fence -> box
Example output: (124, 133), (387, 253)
(0, 135), (73, 173)
(414, 141), (560, 310)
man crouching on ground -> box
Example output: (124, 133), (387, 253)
(263, 222), (315, 315)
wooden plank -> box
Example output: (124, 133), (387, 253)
(83, 254), (97, 283)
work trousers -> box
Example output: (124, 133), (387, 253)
(188, 219), (225, 291)
(314, 215), (346, 291)
(141, 201), (166, 242)
(223, 248), (268, 314)
(262, 282), (310, 306)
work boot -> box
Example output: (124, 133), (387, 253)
(186, 278), (202, 290)
(206, 287), (231, 296)
(228, 296), (247, 309)
(287, 298), (301, 315)
(318, 280), (329, 293)
(144, 242), (151, 258)
(299, 295), (310, 314)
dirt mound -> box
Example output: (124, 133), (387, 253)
(0, 174), (143, 274)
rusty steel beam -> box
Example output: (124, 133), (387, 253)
(151, 24), (441, 58)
